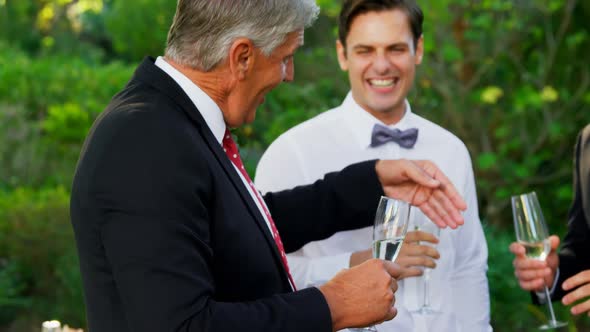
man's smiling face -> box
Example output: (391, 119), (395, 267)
(337, 9), (423, 124)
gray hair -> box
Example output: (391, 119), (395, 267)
(165, 0), (320, 71)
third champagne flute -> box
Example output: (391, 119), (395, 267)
(512, 191), (567, 330)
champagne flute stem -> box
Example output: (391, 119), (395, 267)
(543, 284), (558, 323)
(423, 269), (430, 308)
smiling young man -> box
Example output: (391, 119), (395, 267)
(255, 0), (492, 331)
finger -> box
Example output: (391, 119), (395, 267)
(514, 267), (552, 281)
(418, 202), (447, 228)
(399, 267), (423, 279)
(548, 235), (560, 251)
(513, 257), (547, 270)
(563, 271), (590, 291)
(509, 242), (526, 256)
(425, 194), (456, 229)
(518, 278), (545, 291)
(425, 161), (467, 211)
(570, 298), (590, 316)
(404, 231), (420, 243)
(433, 190), (464, 225)
(563, 283), (590, 307)
(390, 278), (398, 293)
(398, 255), (437, 269)
(383, 306), (397, 322)
(405, 230), (439, 244)
(401, 244), (440, 260)
(404, 160), (440, 188)
(383, 261), (402, 279)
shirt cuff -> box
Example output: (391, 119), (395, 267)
(535, 268), (560, 303)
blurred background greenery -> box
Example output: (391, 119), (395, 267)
(0, 0), (589, 331)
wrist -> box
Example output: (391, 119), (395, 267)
(349, 250), (372, 267)
(318, 284), (346, 331)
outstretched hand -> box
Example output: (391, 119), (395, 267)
(375, 159), (467, 228)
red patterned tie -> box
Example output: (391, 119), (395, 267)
(222, 129), (296, 290)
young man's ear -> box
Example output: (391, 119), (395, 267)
(336, 40), (349, 71)
(229, 38), (255, 80)
(415, 35), (424, 65)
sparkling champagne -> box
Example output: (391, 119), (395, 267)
(520, 239), (550, 260)
(373, 236), (404, 262)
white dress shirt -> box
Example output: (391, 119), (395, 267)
(255, 92), (492, 331)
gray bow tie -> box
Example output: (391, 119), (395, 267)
(370, 124), (419, 148)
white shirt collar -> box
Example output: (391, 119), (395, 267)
(155, 56), (226, 144)
(340, 92), (415, 149)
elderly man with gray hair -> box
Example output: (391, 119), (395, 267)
(70, 1), (468, 331)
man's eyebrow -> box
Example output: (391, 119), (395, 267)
(387, 42), (409, 48)
(351, 44), (373, 49)
(351, 42), (410, 49)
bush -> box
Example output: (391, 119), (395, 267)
(0, 42), (134, 189)
(0, 187), (85, 328)
(0, 260), (30, 325)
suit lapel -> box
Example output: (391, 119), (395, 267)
(131, 57), (290, 285)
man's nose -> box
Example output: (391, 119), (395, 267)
(373, 53), (392, 74)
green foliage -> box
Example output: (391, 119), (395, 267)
(104, 0), (176, 61)
(0, 0), (44, 53)
(42, 103), (92, 144)
(0, 0), (107, 57)
(0, 42), (133, 188)
(0, 187), (85, 328)
(0, 260), (31, 325)
(53, 252), (85, 326)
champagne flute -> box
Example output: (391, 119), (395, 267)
(512, 191), (567, 330)
(410, 218), (441, 315)
(352, 196), (412, 332)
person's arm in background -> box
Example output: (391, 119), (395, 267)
(451, 149), (492, 331)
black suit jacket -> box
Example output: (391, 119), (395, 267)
(552, 124), (590, 300)
(70, 57), (384, 332)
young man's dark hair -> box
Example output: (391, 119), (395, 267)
(338, 0), (423, 50)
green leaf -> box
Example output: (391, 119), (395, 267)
(494, 125), (510, 139)
(566, 31), (588, 49)
(548, 0), (564, 13)
(442, 43), (463, 62)
(549, 123), (562, 139)
(557, 185), (573, 201)
(494, 187), (511, 199)
(477, 152), (497, 170)
(514, 165), (531, 179)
